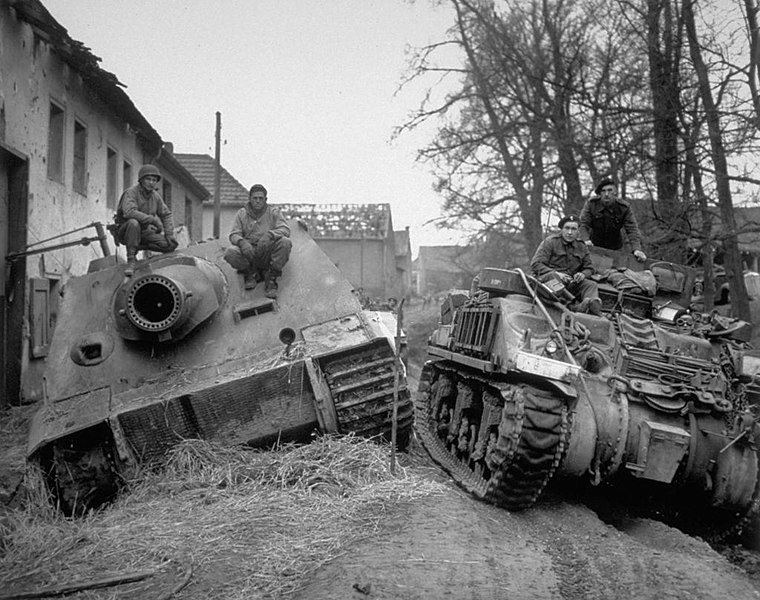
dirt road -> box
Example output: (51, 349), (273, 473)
(291, 356), (760, 600)
(293, 439), (760, 600)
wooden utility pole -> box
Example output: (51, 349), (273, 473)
(390, 299), (405, 475)
(213, 111), (222, 239)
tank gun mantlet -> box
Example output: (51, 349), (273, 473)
(113, 253), (228, 343)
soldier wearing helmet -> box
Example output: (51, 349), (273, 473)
(114, 164), (178, 263)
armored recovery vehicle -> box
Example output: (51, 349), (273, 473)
(417, 246), (760, 538)
(28, 221), (412, 514)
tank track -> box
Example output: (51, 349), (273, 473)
(416, 360), (571, 509)
(321, 344), (413, 449)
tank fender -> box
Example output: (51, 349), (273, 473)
(511, 350), (580, 398)
(27, 387), (111, 457)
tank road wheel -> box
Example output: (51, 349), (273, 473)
(415, 361), (572, 509)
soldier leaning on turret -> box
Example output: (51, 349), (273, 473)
(114, 164), (178, 264)
(223, 184), (292, 298)
(579, 177), (647, 262)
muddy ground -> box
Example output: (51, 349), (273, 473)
(294, 445), (760, 600)
(2, 298), (760, 599)
(291, 300), (760, 600)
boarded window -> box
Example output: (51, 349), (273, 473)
(30, 278), (50, 358)
(106, 147), (118, 209)
(185, 196), (193, 238)
(123, 160), (132, 190)
(47, 102), (64, 183)
(73, 120), (87, 195)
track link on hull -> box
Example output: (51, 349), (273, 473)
(322, 344), (413, 449)
(416, 361), (571, 509)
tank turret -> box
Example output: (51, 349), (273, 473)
(28, 222), (412, 515)
(416, 246), (760, 540)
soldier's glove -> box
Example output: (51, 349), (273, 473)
(633, 250), (647, 262)
(151, 216), (164, 233)
(238, 239), (256, 262)
(253, 231), (276, 262)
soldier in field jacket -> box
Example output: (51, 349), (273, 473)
(579, 177), (647, 262)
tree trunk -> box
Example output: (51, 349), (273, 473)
(683, 0), (750, 320)
(646, 0), (688, 260)
(454, 0), (545, 252)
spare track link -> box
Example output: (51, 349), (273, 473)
(416, 361), (571, 509)
(322, 344), (413, 449)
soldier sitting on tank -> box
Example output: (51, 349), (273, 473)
(579, 177), (647, 262)
(114, 164), (178, 264)
(224, 184), (292, 299)
(530, 214), (602, 315)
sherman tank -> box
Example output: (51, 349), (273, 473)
(27, 221), (412, 514)
(416, 246), (760, 539)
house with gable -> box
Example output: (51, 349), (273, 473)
(0, 0), (207, 405)
(174, 152), (249, 240)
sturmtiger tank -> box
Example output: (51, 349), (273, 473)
(28, 221), (412, 514)
(416, 246), (760, 539)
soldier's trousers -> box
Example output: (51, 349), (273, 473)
(223, 236), (293, 275)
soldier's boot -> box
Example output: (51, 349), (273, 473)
(243, 271), (258, 290)
(126, 250), (137, 265)
(578, 297), (602, 316)
(264, 270), (281, 299)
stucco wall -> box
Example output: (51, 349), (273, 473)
(1, 11), (149, 280)
(0, 8), (212, 402)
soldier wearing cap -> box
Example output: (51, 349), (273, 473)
(579, 177), (646, 262)
(114, 164), (178, 264)
(530, 215), (602, 315)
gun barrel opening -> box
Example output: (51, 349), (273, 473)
(126, 274), (184, 331)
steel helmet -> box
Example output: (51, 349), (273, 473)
(138, 164), (162, 182)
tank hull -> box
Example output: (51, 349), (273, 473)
(416, 257), (760, 540)
(28, 223), (412, 513)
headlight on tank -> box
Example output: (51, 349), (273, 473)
(544, 339), (559, 355)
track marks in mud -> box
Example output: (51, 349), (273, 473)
(522, 501), (759, 600)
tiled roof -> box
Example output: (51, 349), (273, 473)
(278, 204), (391, 238)
(174, 153), (249, 206)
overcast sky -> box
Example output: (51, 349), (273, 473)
(42, 0), (468, 256)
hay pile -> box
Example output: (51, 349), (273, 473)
(0, 435), (443, 599)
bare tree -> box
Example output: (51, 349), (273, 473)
(684, 0), (751, 319)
